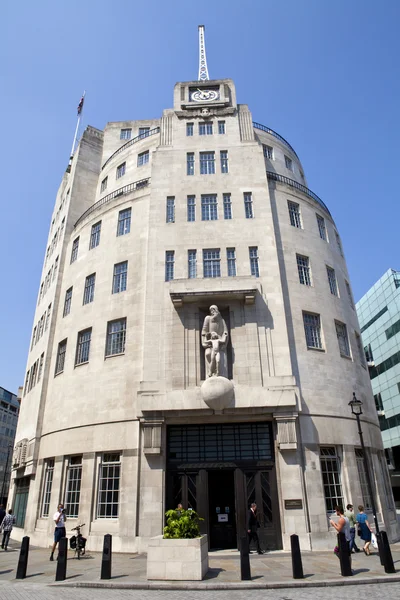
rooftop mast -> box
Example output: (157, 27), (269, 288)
(198, 25), (210, 81)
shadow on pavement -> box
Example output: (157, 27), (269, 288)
(0, 569), (13, 575)
(204, 568), (226, 580)
(24, 573), (45, 578)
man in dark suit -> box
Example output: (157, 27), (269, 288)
(247, 502), (264, 554)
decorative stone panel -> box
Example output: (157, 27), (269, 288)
(275, 414), (298, 450)
(142, 419), (164, 454)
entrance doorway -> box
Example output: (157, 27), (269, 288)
(208, 470), (236, 549)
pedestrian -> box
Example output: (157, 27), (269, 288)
(1, 509), (16, 551)
(329, 505), (352, 565)
(345, 503), (360, 553)
(50, 503), (67, 561)
(356, 505), (372, 555)
(247, 502), (264, 555)
(0, 504), (5, 527)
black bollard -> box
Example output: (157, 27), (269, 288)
(376, 532), (384, 565)
(338, 532), (352, 577)
(290, 534), (304, 579)
(380, 530), (395, 574)
(55, 537), (68, 581)
(101, 534), (112, 579)
(240, 535), (251, 580)
(16, 536), (30, 579)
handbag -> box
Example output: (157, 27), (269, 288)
(357, 526), (362, 536)
(371, 533), (378, 549)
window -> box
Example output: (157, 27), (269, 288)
(116, 162), (126, 179)
(263, 144), (273, 159)
(166, 197), (175, 223)
(249, 246), (259, 277)
(120, 128), (131, 140)
(201, 194), (218, 220)
(188, 250), (197, 279)
(335, 231), (343, 256)
(41, 459), (55, 517)
(317, 214), (327, 241)
(137, 150), (149, 166)
(89, 222), (101, 250)
(242, 192), (253, 218)
(200, 151), (215, 174)
(138, 126), (150, 138)
(100, 177), (108, 193)
(386, 318), (400, 340)
(63, 287), (73, 316)
(60, 217), (65, 239)
(355, 332), (365, 366)
(297, 255), (311, 286)
(24, 371), (30, 396)
(97, 453), (121, 518)
(31, 327), (37, 350)
(165, 251), (174, 282)
(345, 281), (354, 308)
(223, 193), (232, 219)
(45, 304), (51, 331)
(71, 237), (79, 263)
(227, 248), (236, 277)
(320, 447), (343, 512)
(326, 266), (338, 296)
(106, 319), (126, 356)
(65, 456), (82, 518)
(374, 393), (384, 412)
(364, 343), (374, 364)
(75, 329), (92, 365)
(303, 312), (323, 349)
(199, 122), (213, 135)
(220, 151), (229, 174)
(113, 261), (128, 293)
(335, 321), (351, 357)
(83, 273), (96, 304)
(187, 152), (195, 175)
(360, 306), (388, 334)
(117, 208), (131, 236)
(285, 155), (293, 171)
(55, 339), (67, 375)
(288, 201), (302, 228)
(37, 353), (44, 382)
(187, 196), (195, 222)
(186, 123), (194, 136)
(355, 449), (372, 509)
(203, 249), (221, 278)
(218, 121), (225, 134)
(53, 256), (59, 281)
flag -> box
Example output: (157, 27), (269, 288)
(77, 95), (84, 115)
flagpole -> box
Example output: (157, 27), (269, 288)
(66, 91), (85, 173)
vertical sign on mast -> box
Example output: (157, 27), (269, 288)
(198, 25), (210, 81)
(66, 91), (86, 173)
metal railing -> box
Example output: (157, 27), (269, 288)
(266, 171), (331, 217)
(101, 127), (160, 171)
(74, 178), (150, 228)
(253, 122), (299, 159)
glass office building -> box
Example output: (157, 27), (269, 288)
(0, 386), (20, 505)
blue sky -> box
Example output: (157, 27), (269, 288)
(1, 0), (399, 394)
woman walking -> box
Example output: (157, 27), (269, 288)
(356, 505), (372, 555)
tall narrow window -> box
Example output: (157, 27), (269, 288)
(297, 254), (311, 286)
(71, 237), (79, 263)
(201, 194), (218, 220)
(138, 126), (150, 138)
(117, 208), (131, 236)
(244, 192), (253, 218)
(55, 339), (67, 375)
(116, 162), (126, 179)
(100, 177), (108, 193)
(326, 266), (338, 296)
(165, 251), (174, 281)
(63, 287), (73, 317)
(227, 248), (236, 277)
(200, 151), (215, 174)
(223, 193), (232, 219)
(220, 151), (229, 173)
(288, 201), (302, 228)
(106, 319), (126, 357)
(45, 304), (51, 331)
(317, 214), (327, 241)
(187, 152), (195, 175)
(320, 447), (343, 512)
(41, 459), (55, 517)
(203, 249), (221, 278)
(24, 370), (30, 396)
(166, 197), (175, 223)
(218, 121), (226, 134)
(263, 144), (273, 159)
(335, 231), (343, 256)
(83, 273), (96, 304)
(75, 329), (92, 365)
(345, 281), (354, 308)
(186, 122), (194, 137)
(97, 453), (121, 518)
(53, 256), (59, 281)
(113, 262), (128, 293)
(364, 343), (374, 364)
(65, 456), (82, 518)
(37, 353), (44, 382)
(303, 312), (322, 349)
(31, 327), (37, 350)
(60, 217), (65, 239)
(355, 449), (372, 509)
(188, 250), (197, 279)
(249, 246), (259, 277)
(89, 222), (101, 249)
(120, 128), (131, 140)
(187, 196), (195, 221)
(285, 155), (293, 171)
(137, 151), (149, 166)
(355, 332), (365, 365)
(335, 321), (351, 357)
(199, 122), (213, 135)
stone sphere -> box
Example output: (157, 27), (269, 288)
(201, 377), (234, 411)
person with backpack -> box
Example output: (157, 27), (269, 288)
(1, 509), (16, 551)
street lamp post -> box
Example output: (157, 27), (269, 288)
(0, 444), (13, 504)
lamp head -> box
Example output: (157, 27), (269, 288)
(349, 392), (363, 416)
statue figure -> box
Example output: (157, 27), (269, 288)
(201, 305), (229, 378)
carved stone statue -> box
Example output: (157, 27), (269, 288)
(201, 305), (229, 378)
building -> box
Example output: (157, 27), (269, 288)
(0, 386), (20, 506)
(356, 269), (400, 508)
(11, 35), (398, 551)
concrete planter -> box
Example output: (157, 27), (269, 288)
(147, 534), (208, 580)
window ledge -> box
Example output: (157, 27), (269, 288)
(307, 347), (325, 353)
(105, 353), (125, 360)
(75, 361), (89, 368)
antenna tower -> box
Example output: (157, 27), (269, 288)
(198, 25), (210, 81)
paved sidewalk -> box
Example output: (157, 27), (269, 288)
(0, 540), (399, 589)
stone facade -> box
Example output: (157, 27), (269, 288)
(10, 77), (399, 552)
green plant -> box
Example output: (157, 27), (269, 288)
(163, 509), (204, 539)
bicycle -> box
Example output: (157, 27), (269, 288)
(69, 523), (86, 559)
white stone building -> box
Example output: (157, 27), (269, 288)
(11, 75), (399, 552)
